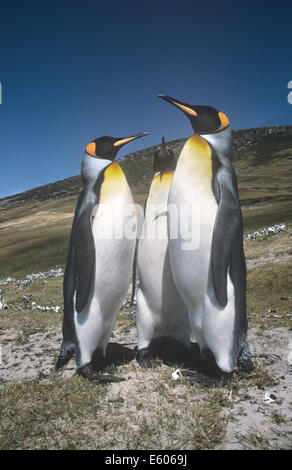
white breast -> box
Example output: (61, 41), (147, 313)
(168, 136), (218, 307)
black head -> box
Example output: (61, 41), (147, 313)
(158, 95), (229, 135)
(153, 137), (176, 174)
(85, 132), (149, 161)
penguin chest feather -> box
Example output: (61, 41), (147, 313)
(172, 135), (218, 243)
(139, 172), (174, 284)
(168, 135), (218, 298)
(91, 162), (136, 299)
(137, 171), (189, 348)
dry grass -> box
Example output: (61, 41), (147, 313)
(238, 426), (292, 450)
(0, 360), (232, 450)
(0, 377), (106, 450)
(0, 348), (285, 450)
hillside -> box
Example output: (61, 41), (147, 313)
(1, 125), (291, 207)
(0, 125), (291, 278)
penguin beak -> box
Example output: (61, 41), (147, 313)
(158, 95), (198, 117)
(114, 132), (149, 160)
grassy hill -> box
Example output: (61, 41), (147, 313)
(0, 125), (291, 278)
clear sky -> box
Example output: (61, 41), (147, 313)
(0, 0), (291, 198)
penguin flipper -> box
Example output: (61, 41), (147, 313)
(74, 203), (95, 313)
(58, 230), (78, 365)
(130, 238), (139, 305)
(55, 342), (75, 369)
(211, 169), (241, 308)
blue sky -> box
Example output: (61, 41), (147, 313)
(0, 0), (291, 197)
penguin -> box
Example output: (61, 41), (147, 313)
(158, 95), (253, 376)
(56, 132), (149, 381)
(136, 137), (190, 365)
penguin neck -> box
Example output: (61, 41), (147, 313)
(81, 152), (111, 188)
(199, 127), (232, 165)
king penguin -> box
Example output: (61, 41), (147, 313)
(136, 137), (190, 364)
(158, 95), (253, 376)
(56, 132), (149, 381)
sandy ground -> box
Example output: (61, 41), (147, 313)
(221, 327), (292, 449)
(0, 319), (291, 449)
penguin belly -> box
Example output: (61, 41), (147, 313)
(74, 164), (136, 368)
(168, 136), (236, 372)
(136, 172), (189, 352)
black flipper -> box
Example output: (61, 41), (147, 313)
(56, 190), (97, 369)
(55, 342), (75, 369)
(56, 228), (77, 369)
(73, 202), (96, 313)
(211, 167), (242, 308)
(130, 238), (139, 305)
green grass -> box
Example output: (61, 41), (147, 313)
(3, 277), (63, 308)
(0, 235), (68, 279)
(242, 199), (292, 234)
(0, 309), (62, 332)
(247, 261), (292, 329)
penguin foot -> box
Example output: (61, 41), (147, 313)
(154, 337), (190, 365)
(77, 363), (125, 383)
(106, 343), (136, 368)
(91, 347), (108, 371)
(136, 348), (158, 367)
(138, 337), (191, 367)
(55, 342), (75, 370)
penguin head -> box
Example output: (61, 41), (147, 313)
(85, 133), (149, 161)
(82, 132), (149, 184)
(153, 137), (176, 174)
(158, 95), (229, 135)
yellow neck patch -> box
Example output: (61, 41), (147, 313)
(181, 135), (212, 182)
(100, 162), (128, 200)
